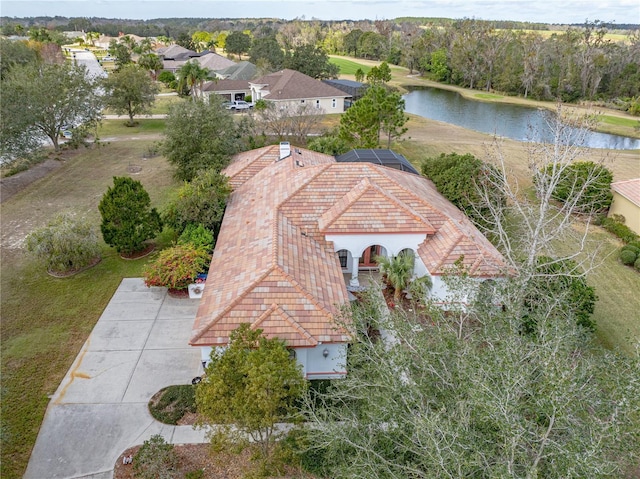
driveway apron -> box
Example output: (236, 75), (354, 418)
(24, 278), (206, 479)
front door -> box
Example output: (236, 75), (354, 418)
(359, 245), (381, 268)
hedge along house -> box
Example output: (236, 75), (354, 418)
(608, 178), (640, 235)
(190, 145), (508, 379)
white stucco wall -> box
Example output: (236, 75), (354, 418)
(199, 343), (347, 380)
(328, 233), (426, 261)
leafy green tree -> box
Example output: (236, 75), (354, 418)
(0, 62), (102, 156)
(540, 161), (613, 214)
(163, 169), (231, 236)
(107, 39), (132, 70)
(365, 62), (391, 84)
(284, 44), (339, 79)
(376, 252), (414, 302)
(196, 324), (306, 458)
(175, 32), (196, 50)
(224, 31), (251, 59)
(98, 177), (162, 255)
(429, 48), (450, 82)
(354, 67), (365, 83)
(523, 257), (597, 332)
(137, 52), (163, 80)
(162, 99), (245, 181)
(177, 223), (215, 253)
(307, 131), (351, 156)
(344, 29), (363, 56)
(339, 84), (407, 148)
(421, 152), (504, 227)
(176, 60), (210, 99)
(158, 70), (175, 86)
(133, 434), (179, 479)
(25, 213), (101, 274)
(102, 64), (158, 126)
(249, 36), (285, 72)
(302, 288), (640, 478)
(0, 38), (39, 79)
(143, 244), (210, 290)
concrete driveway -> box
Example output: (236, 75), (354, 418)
(24, 278), (206, 479)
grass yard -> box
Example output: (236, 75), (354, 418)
(98, 119), (166, 138)
(329, 56), (372, 76)
(151, 94), (186, 115)
(0, 141), (178, 479)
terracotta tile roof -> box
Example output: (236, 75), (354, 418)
(191, 147), (508, 347)
(249, 69), (349, 101)
(611, 178), (640, 207)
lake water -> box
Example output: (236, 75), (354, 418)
(403, 88), (640, 150)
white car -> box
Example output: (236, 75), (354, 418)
(225, 100), (253, 111)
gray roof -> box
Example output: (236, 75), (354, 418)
(216, 61), (258, 80)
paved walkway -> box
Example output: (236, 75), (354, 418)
(25, 278), (206, 479)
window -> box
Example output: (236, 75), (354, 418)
(337, 250), (348, 268)
(332, 98), (336, 108)
(316, 99), (321, 109)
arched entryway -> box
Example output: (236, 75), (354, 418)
(359, 244), (385, 268)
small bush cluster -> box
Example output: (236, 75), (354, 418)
(143, 244), (209, 290)
(149, 385), (196, 425)
(178, 223), (214, 253)
(597, 215), (640, 271)
(133, 434), (179, 479)
(25, 212), (101, 274)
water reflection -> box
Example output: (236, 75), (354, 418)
(403, 88), (640, 150)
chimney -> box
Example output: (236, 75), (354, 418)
(279, 141), (291, 160)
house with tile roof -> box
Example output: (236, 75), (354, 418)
(249, 69), (349, 113)
(191, 145), (508, 379)
(608, 178), (640, 235)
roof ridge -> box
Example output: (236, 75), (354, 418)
(318, 177), (371, 231)
(189, 265), (276, 344)
(251, 303), (318, 346)
(273, 264), (336, 320)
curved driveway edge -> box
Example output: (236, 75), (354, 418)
(24, 278), (206, 479)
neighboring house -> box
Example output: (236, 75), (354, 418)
(322, 79), (368, 107)
(199, 79), (251, 102)
(215, 60), (257, 80)
(249, 69), (349, 113)
(157, 45), (236, 74)
(609, 178), (640, 235)
(190, 145), (508, 379)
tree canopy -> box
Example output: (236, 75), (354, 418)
(1, 62), (102, 157)
(249, 36), (285, 72)
(102, 64), (158, 126)
(98, 177), (162, 255)
(196, 324), (306, 457)
(162, 98), (247, 181)
(224, 31), (252, 59)
(284, 44), (339, 79)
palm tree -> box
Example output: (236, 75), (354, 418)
(177, 61), (210, 100)
(138, 53), (163, 81)
(376, 252), (415, 302)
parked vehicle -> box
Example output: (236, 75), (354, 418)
(225, 100), (253, 111)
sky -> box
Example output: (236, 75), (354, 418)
(1, 0), (639, 25)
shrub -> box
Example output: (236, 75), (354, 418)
(177, 223), (214, 253)
(133, 434), (179, 479)
(539, 161), (613, 213)
(149, 385), (196, 425)
(163, 169), (231, 237)
(408, 275), (433, 305)
(143, 244), (209, 290)
(621, 245), (640, 256)
(25, 213), (101, 274)
(600, 217), (639, 244)
(635, 257), (640, 271)
(158, 70), (175, 86)
(98, 177), (163, 255)
(619, 249), (637, 266)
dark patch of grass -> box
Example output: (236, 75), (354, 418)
(149, 385), (197, 424)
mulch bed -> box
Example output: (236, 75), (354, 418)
(168, 288), (190, 298)
(46, 256), (102, 278)
(120, 243), (155, 260)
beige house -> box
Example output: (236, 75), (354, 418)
(609, 178), (640, 235)
(249, 69), (349, 113)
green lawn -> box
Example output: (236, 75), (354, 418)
(151, 94), (186, 115)
(98, 119), (166, 137)
(474, 93), (504, 100)
(0, 141), (177, 479)
(599, 115), (639, 128)
(329, 57), (372, 76)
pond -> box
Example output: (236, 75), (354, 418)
(403, 87), (640, 150)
